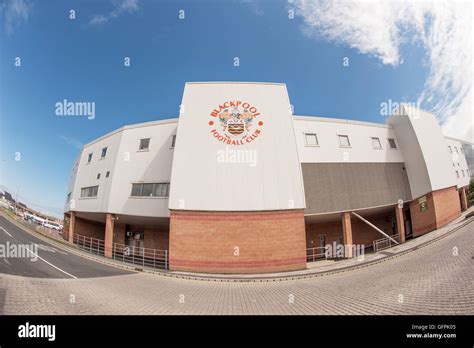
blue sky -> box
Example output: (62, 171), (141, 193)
(0, 0), (469, 217)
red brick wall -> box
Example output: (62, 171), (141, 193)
(169, 209), (306, 274)
(144, 228), (169, 251)
(306, 211), (396, 251)
(113, 223), (126, 245)
(433, 186), (461, 228)
(75, 217), (105, 240)
(410, 186), (461, 237)
(62, 214), (70, 241)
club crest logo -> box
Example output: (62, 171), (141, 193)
(209, 101), (263, 145)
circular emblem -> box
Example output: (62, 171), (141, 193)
(209, 101), (263, 145)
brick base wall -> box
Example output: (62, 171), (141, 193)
(144, 228), (169, 251)
(169, 209), (306, 274)
(410, 186), (461, 237)
(113, 223), (126, 245)
(75, 217), (105, 240)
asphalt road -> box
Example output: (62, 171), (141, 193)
(0, 216), (132, 279)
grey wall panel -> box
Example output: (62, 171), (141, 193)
(302, 163), (412, 214)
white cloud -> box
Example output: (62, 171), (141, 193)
(290, 0), (473, 142)
(1, 0), (32, 36)
(59, 136), (83, 150)
(89, 0), (140, 25)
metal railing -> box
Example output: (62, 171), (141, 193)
(111, 243), (168, 270)
(73, 234), (168, 270)
(373, 234), (400, 252)
(74, 234), (105, 255)
(306, 247), (328, 262)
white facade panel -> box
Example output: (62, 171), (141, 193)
(169, 82), (306, 211)
(294, 117), (404, 163)
(444, 137), (471, 188)
(65, 83), (465, 219)
(107, 121), (177, 217)
(71, 131), (122, 213)
(388, 104), (457, 199)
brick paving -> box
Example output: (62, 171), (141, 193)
(0, 218), (472, 315)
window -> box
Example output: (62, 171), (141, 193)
(456, 171), (459, 179)
(87, 153), (93, 163)
(462, 170), (465, 177)
(130, 183), (170, 197)
(139, 138), (150, 151)
(171, 135), (177, 148)
(80, 186), (99, 198)
(97, 173), (101, 180)
(106, 171), (110, 178)
(338, 135), (351, 147)
(101, 147), (108, 158)
(454, 147), (459, 153)
(154, 183), (170, 197)
(142, 183), (154, 196)
(460, 147), (464, 154)
(371, 137), (382, 149)
(448, 146), (452, 153)
(131, 183), (142, 196)
(388, 138), (397, 149)
(66, 192), (71, 203)
(304, 133), (319, 146)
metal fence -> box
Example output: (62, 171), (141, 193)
(373, 234), (400, 252)
(73, 234), (168, 270)
(306, 247), (328, 262)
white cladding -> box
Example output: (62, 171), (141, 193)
(66, 120), (177, 217)
(168, 82), (306, 211)
(65, 84), (469, 218)
(294, 116), (404, 163)
(444, 137), (471, 188)
(388, 104), (457, 199)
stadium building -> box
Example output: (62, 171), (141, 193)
(64, 82), (471, 274)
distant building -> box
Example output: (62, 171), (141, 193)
(3, 191), (14, 202)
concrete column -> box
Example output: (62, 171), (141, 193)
(105, 213), (114, 258)
(341, 212), (353, 258)
(395, 206), (405, 243)
(460, 187), (468, 211)
(68, 211), (76, 244)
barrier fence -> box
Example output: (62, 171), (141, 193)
(306, 246), (328, 262)
(373, 234), (400, 252)
(73, 234), (168, 270)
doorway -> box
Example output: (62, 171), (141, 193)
(126, 230), (144, 256)
(318, 235), (326, 258)
(404, 206), (413, 239)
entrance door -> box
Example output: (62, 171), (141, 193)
(404, 208), (413, 239)
(318, 235), (326, 258)
(127, 231), (144, 256)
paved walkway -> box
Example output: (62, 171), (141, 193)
(0, 209), (473, 314)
